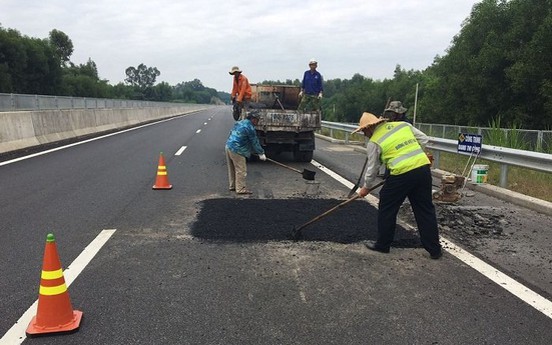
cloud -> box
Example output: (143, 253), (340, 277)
(1, 0), (478, 92)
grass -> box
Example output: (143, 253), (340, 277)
(485, 117), (529, 150)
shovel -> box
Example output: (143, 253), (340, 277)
(290, 180), (385, 241)
(265, 157), (316, 181)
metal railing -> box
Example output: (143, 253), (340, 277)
(0, 93), (183, 111)
(319, 121), (552, 188)
(417, 122), (552, 153)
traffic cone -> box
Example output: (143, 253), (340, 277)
(26, 233), (83, 336)
(152, 152), (172, 190)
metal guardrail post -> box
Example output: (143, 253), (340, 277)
(433, 151), (441, 169)
(500, 164), (509, 188)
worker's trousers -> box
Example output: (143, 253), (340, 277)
(298, 94), (321, 112)
(225, 147), (248, 192)
(376, 164), (441, 255)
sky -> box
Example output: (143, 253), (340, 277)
(2, 0), (480, 93)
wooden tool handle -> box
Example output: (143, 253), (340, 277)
(266, 157), (302, 174)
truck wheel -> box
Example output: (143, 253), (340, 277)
(293, 149), (313, 162)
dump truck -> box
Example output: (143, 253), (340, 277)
(250, 84), (321, 162)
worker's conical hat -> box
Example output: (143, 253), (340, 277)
(352, 112), (386, 133)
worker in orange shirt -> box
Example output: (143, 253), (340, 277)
(229, 66), (252, 120)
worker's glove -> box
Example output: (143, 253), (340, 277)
(318, 92), (323, 99)
(258, 154), (267, 161)
(298, 91), (303, 98)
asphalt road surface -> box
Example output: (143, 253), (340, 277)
(0, 106), (551, 344)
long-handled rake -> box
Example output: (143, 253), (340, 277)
(290, 180), (385, 241)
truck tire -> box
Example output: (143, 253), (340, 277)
(293, 149), (313, 162)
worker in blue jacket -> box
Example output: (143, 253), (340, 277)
(225, 110), (266, 194)
(298, 58), (323, 112)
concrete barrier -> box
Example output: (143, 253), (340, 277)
(0, 105), (209, 155)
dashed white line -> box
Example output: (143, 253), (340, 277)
(0, 229), (117, 345)
(196, 129), (201, 134)
(175, 146), (187, 156)
(311, 159), (552, 319)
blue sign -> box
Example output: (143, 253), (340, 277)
(457, 133), (482, 154)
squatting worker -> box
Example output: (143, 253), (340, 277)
(225, 110), (266, 195)
(353, 112), (442, 259)
(229, 66), (252, 120)
(298, 58), (323, 112)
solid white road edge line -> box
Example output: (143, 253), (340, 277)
(311, 159), (552, 319)
(0, 229), (117, 345)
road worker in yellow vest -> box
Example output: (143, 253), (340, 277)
(353, 112), (442, 259)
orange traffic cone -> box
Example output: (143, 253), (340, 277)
(152, 152), (172, 190)
(26, 233), (83, 336)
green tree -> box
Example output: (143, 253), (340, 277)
(0, 26), (63, 94)
(60, 58), (111, 97)
(48, 29), (73, 66)
(124, 63), (160, 89)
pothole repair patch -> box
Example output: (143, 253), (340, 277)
(191, 198), (421, 246)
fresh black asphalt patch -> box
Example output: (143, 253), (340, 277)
(191, 198), (422, 246)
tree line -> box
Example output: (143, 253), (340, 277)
(2, 0), (551, 129)
(0, 25), (225, 105)
(318, 0), (552, 130)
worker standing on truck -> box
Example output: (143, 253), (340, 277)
(352, 112), (442, 259)
(225, 110), (266, 195)
(229, 66), (252, 120)
(298, 58), (323, 112)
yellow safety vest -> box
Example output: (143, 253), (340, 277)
(370, 122), (430, 175)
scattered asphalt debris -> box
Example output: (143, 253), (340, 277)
(398, 202), (511, 249)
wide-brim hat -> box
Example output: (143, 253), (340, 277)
(384, 101), (407, 114)
(229, 66), (242, 75)
(351, 112), (386, 133)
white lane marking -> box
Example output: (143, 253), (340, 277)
(1, 229), (117, 344)
(196, 129), (201, 134)
(0, 115), (189, 167)
(311, 160), (379, 207)
(204, 122), (208, 125)
(441, 238), (552, 318)
(175, 146), (187, 156)
(311, 159), (552, 319)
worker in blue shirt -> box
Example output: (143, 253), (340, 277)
(225, 110), (266, 194)
(298, 58), (323, 112)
